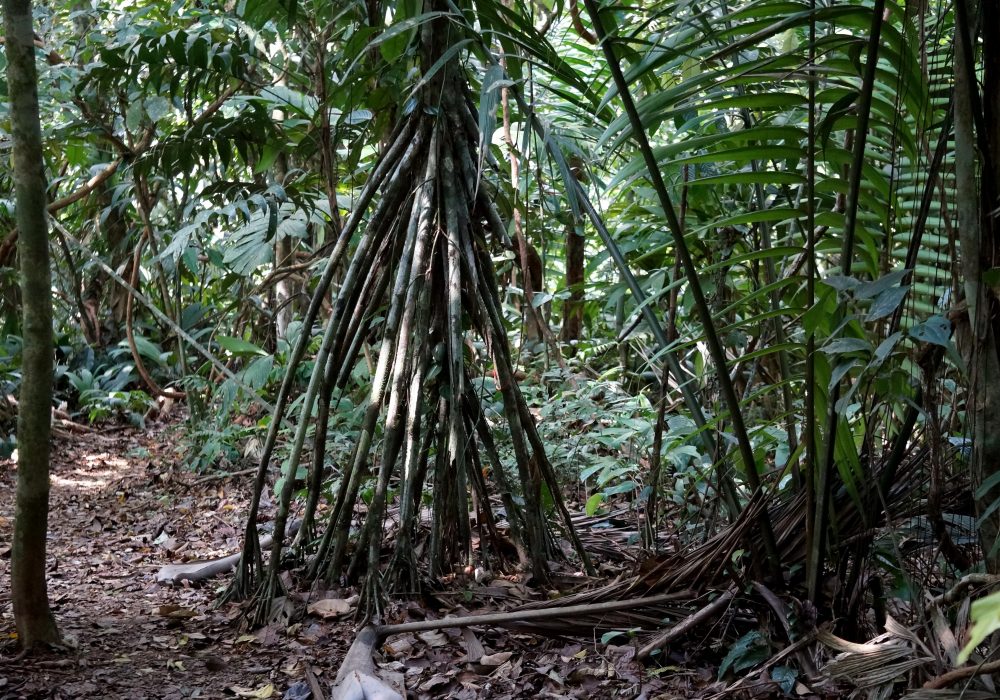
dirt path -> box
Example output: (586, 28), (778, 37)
(0, 422), (352, 699)
(0, 422), (673, 699)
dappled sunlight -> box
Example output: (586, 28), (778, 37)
(6, 447), (138, 494)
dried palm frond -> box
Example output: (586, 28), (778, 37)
(818, 622), (934, 697)
(900, 691), (997, 700)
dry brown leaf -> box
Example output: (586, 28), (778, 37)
(384, 635), (415, 656)
(155, 604), (198, 618)
(461, 628), (484, 663)
(229, 683), (276, 698)
(417, 673), (452, 692)
(479, 651), (513, 667)
(307, 598), (352, 619)
(418, 630), (448, 647)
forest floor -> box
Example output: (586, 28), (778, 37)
(0, 418), (689, 699)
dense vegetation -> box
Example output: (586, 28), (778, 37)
(4, 0), (1000, 695)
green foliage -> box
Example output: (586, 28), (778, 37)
(958, 589), (1000, 665)
(531, 370), (653, 505)
(718, 630), (769, 679)
(0, 336), (21, 458)
(59, 341), (155, 425)
(1, 0), (986, 676)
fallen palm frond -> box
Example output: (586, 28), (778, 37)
(818, 623), (933, 698)
(503, 444), (932, 647)
(900, 691), (998, 700)
(330, 590), (698, 698)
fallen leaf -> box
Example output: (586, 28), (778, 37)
(479, 651), (512, 667)
(417, 673), (452, 692)
(229, 683), (275, 698)
(156, 604), (198, 619)
(307, 598), (352, 619)
(461, 628), (484, 663)
(418, 630), (448, 647)
(383, 636), (414, 656)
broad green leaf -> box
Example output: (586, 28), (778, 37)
(686, 171), (805, 188)
(866, 286), (909, 321)
(603, 480), (639, 496)
(719, 630), (764, 679)
(217, 335), (267, 357)
(822, 338), (871, 355)
(958, 590), (1000, 664)
(855, 270), (909, 299)
(908, 316), (951, 347)
(585, 493), (605, 516)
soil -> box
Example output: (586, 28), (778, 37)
(0, 420), (683, 699)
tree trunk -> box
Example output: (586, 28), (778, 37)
(955, 0), (1000, 572)
(560, 222), (584, 344)
(4, 0), (61, 648)
(978, 0), (1000, 571)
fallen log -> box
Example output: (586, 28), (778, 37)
(155, 519), (301, 585)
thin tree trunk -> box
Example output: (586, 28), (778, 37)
(955, 0), (1000, 572)
(979, 0), (1000, 573)
(560, 221), (585, 344)
(5, 0), (61, 649)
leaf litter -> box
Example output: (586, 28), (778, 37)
(0, 418), (694, 699)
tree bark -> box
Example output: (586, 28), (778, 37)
(980, 0), (1000, 571)
(955, 0), (1000, 572)
(4, 0), (61, 648)
(560, 222), (584, 344)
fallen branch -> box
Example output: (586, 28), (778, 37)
(155, 519), (300, 585)
(923, 659), (1000, 689)
(637, 588), (735, 660)
(931, 574), (1000, 608)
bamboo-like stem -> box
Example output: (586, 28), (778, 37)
(349, 147), (430, 585)
(227, 114), (423, 602)
(386, 316), (434, 590)
(297, 350), (336, 545)
(803, 0), (819, 607)
(582, 0), (780, 575)
(811, 0), (886, 603)
(463, 381), (526, 558)
(443, 149), (473, 568)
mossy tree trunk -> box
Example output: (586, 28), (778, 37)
(4, 0), (61, 649)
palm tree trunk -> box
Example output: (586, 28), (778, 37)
(955, 0), (1000, 572)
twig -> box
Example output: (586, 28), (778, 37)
(753, 581), (817, 677)
(306, 666), (326, 700)
(189, 468), (257, 486)
(637, 589), (735, 660)
(931, 574), (1000, 607)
